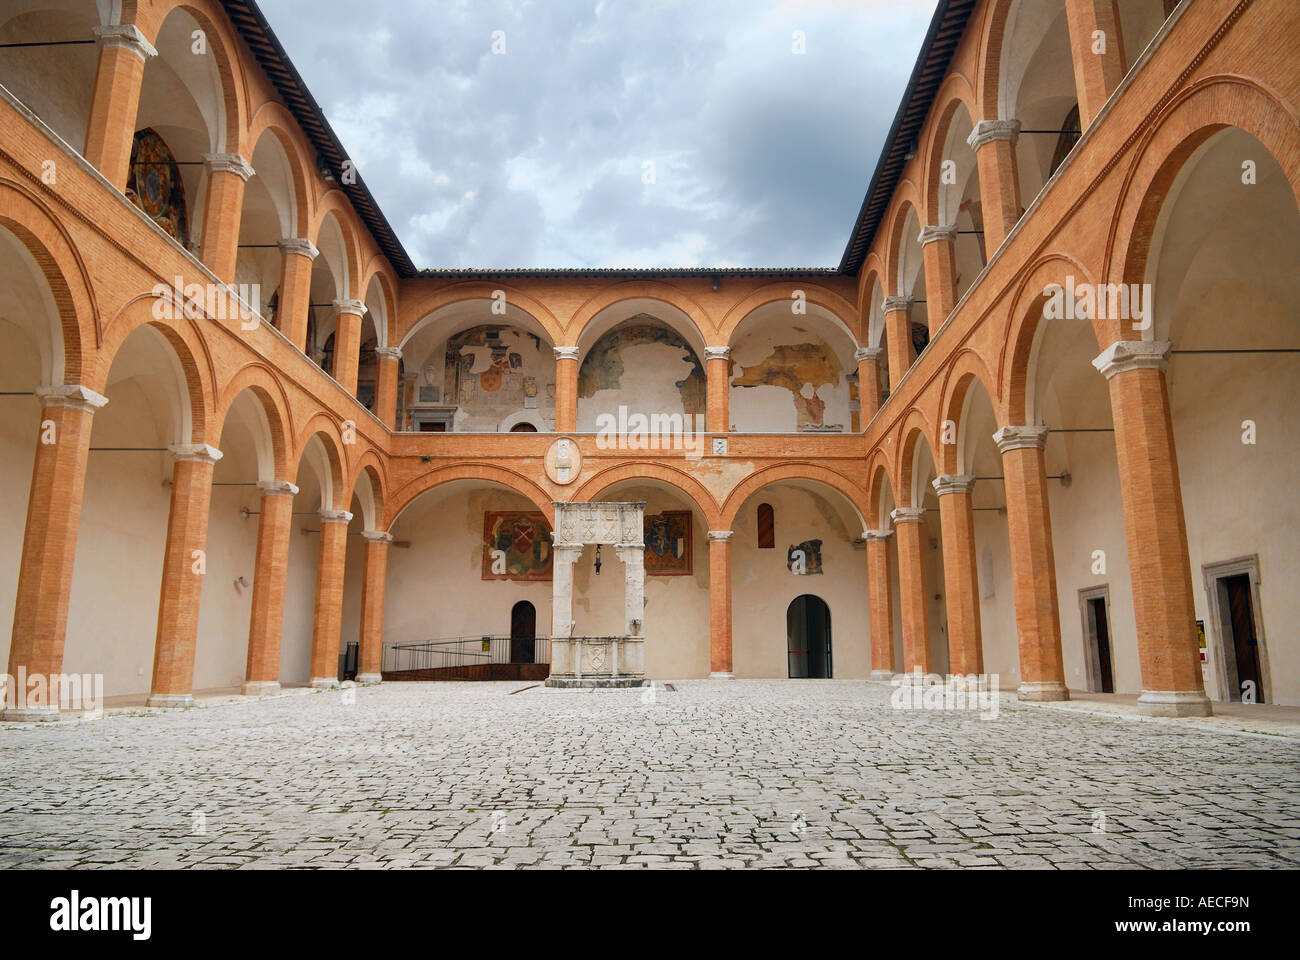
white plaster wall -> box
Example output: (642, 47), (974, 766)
(0, 322), (40, 675)
(729, 312), (851, 434)
(577, 341), (701, 432)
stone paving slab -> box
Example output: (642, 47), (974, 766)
(1, 680), (1297, 869)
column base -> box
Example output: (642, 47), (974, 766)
(355, 673), (382, 685)
(545, 676), (649, 689)
(869, 670), (896, 682)
(2, 704), (60, 722)
(708, 672), (735, 680)
(146, 693), (194, 709)
(242, 681), (281, 697)
(309, 677), (339, 690)
(1018, 681), (1070, 702)
(1138, 689), (1213, 717)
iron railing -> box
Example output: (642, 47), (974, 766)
(384, 635), (552, 674)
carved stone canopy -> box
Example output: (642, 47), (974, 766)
(552, 501), (646, 548)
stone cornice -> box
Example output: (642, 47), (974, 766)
(967, 119), (1021, 150)
(890, 507), (926, 524)
(932, 473), (976, 496)
(35, 384), (109, 413)
(168, 443), (223, 465)
(202, 153), (255, 181)
(993, 424), (1049, 453)
(92, 24), (157, 61)
(1092, 340), (1172, 380)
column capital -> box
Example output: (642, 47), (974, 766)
(361, 530), (393, 543)
(862, 528), (893, 542)
(932, 473), (976, 496)
(35, 383), (109, 413)
(168, 443), (223, 465)
(553, 542), (584, 559)
(854, 346), (883, 362)
(333, 298), (367, 317)
(202, 153), (255, 181)
(917, 224), (957, 246)
(1092, 340), (1172, 380)
(375, 346), (402, 362)
(257, 479), (299, 497)
(707, 530), (734, 543)
(881, 296), (911, 314)
(277, 237), (319, 260)
(319, 509), (353, 524)
(993, 424), (1049, 453)
(967, 119), (1021, 150)
(554, 346), (580, 362)
(92, 23), (157, 61)
(704, 346), (731, 361)
(890, 506), (926, 525)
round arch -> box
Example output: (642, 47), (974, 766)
(718, 283), (860, 347)
(310, 197), (363, 300)
(882, 181), (925, 298)
(865, 451), (897, 531)
(387, 463), (556, 530)
(397, 283), (564, 349)
(573, 462), (723, 530)
(895, 410), (938, 509)
(720, 462), (869, 534)
(937, 348), (1000, 475)
(291, 414), (348, 511)
(922, 78), (981, 227)
(211, 364), (293, 482)
(346, 454), (387, 531)
(569, 282), (712, 358)
(244, 111), (312, 240)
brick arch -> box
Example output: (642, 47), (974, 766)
(135, 2), (247, 155)
(291, 413), (348, 510)
(346, 451), (388, 531)
(922, 76), (981, 227)
(310, 195), (363, 299)
(211, 363), (294, 482)
(882, 181), (924, 298)
(572, 462), (722, 529)
(246, 104), (314, 238)
(96, 300), (215, 446)
(865, 449), (897, 531)
(567, 280), (714, 349)
(895, 408), (937, 509)
(857, 264), (886, 349)
(718, 282), (860, 346)
(936, 348), (999, 475)
(1106, 75), (1300, 346)
(396, 282), (563, 348)
(720, 462), (869, 534)
(999, 253), (1098, 426)
(0, 178), (95, 387)
(386, 463), (555, 530)
(358, 260), (399, 348)
(975, 0), (1016, 123)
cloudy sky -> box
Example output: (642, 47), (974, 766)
(257, 0), (940, 269)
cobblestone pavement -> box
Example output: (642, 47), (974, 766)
(2, 680), (1298, 869)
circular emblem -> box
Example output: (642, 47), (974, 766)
(544, 437), (582, 486)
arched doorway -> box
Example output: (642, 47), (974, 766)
(510, 600), (536, 664)
(787, 595), (832, 679)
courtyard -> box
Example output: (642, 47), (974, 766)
(2, 680), (1297, 869)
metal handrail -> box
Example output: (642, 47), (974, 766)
(384, 634), (552, 673)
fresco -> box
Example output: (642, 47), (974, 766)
(731, 343), (843, 430)
(577, 317), (706, 415)
(644, 510), (693, 576)
(125, 128), (189, 246)
(481, 511), (553, 581)
(787, 539), (824, 575)
(440, 325), (554, 429)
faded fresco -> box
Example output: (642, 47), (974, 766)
(482, 511), (554, 581)
(644, 510), (693, 576)
(577, 317), (706, 416)
(731, 342), (844, 431)
(440, 325), (554, 430)
(787, 539), (824, 575)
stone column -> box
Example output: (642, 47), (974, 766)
(968, 120), (1022, 251)
(855, 346), (883, 421)
(882, 296), (915, 389)
(4, 385), (107, 721)
(148, 443), (222, 707)
(553, 346), (579, 433)
(308, 509), (352, 688)
(919, 224), (958, 331)
(932, 474), (982, 677)
(864, 529), (895, 680)
(198, 153), (255, 284)
(1064, 0), (1126, 129)
(275, 238), (318, 350)
(331, 299), (367, 396)
(890, 506), (931, 676)
(374, 346), (402, 429)
(357, 530), (392, 683)
(1094, 341), (1210, 716)
(994, 425), (1069, 701)
(84, 24), (156, 191)
(707, 530), (734, 678)
(705, 346), (731, 434)
(243, 480), (297, 696)
(549, 544), (583, 675)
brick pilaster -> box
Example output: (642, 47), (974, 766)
(968, 120), (1022, 251)
(707, 530), (734, 678)
(83, 25), (155, 192)
(919, 225), (959, 331)
(864, 529), (895, 679)
(553, 347), (579, 433)
(995, 425), (1069, 701)
(275, 238), (318, 350)
(243, 480), (297, 695)
(148, 444), (222, 707)
(308, 509), (352, 687)
(357, 530), (391, 682)
(1094, 341), (1210, 717)
(198, 154), (254, 284)
(933, 474), (983, 676)
(890, 506), (931, 675)
(1065, 0), (1127, 129)
(4, 386), (106, 721)
(705, 347), (730, 434)
(374, 347), (402, 429)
